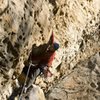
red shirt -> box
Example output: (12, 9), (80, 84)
(32, 32), (55, 67)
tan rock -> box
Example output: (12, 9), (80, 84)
(0, 0), (100, 99)
(20, 84), (46, 100)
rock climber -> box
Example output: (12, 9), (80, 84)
(21, 32), (59, 91)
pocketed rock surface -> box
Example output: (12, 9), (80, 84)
(46, 52), (100, 100)
(0, 0), (100, 100)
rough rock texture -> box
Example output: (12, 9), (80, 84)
(47, 52), (100, 100)
(0, 0), (100, 100)
(7, 84), (46, 100)
(36, 0), (100, 94)
(19, 85), (46, 100)
(0, 0), (51, 99)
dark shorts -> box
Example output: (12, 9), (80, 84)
(22, 64), (48, 78)
(22, 66), (38, 78)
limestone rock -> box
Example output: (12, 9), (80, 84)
(46, 52), (100, 100)
(36, 11), (100, 94)
(0, 0), (100, 100)
(19, 85), (46, 100)
(0, 0), (51, 99)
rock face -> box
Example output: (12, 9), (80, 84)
(0, 0), (51, 99)
(46, 52), (100, 100)
(19, 85), (46, 100)
(8, 84), (46, 100)
(0, 0), (100, 100)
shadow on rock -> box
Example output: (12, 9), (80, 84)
(8, 85), (46, 100)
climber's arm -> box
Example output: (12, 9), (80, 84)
(48, 31), (54, 45)
(47, 28), (53, 42)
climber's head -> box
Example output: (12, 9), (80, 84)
(49, 43), (59, 52)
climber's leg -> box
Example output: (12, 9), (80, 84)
(25, 67), (41, 89)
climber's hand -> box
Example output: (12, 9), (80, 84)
(46, 69), (51, 77)
(40, 65), (51, 77)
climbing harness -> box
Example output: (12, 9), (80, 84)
(18, 62), (36, 100)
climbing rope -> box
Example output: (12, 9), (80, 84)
(18, 62), (38, 100)
(18, 62), (32, 100)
